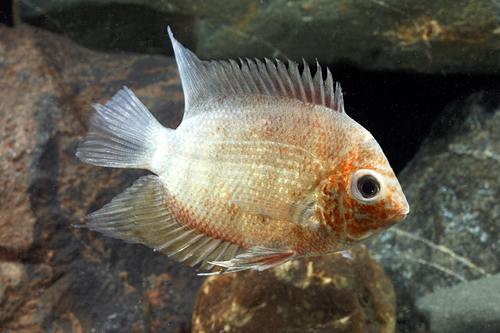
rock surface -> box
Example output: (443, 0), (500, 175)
(18, 0), (500, 74)
(192, 245), (396, 333)
(367, 90), (500, 332)
(0, 24), (198, 332)
(416, 273), (500, 333)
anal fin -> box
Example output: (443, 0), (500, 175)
(83, 175), (175, 247)
(82, 175), (246, 272)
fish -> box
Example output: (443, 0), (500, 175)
(76, 27), (409, 275)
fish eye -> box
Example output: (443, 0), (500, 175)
(357, 175), (379, 198)
(351, 170), (384, 202)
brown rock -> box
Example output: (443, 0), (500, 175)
(192, 245), (396, 333)
(0, 23), (200, 332)
(0, 24), (44, 257)
(0, 262), (53, 325)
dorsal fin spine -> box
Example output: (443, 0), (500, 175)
(230, 59), (249, 94)
(313, 61), (325, 106)
(277, 60), (295, 99)
(288, 59), (306, 101)
(335, 82), (345, 113)
(240, 59), (259, 94)
(255, 59), (274, 95)
(266, 58), (287, 96)
(325, 69), (334, 108)
(301, 59), (314, 103)
(246, 59), (265, 94)
(212, 61), (230, 95)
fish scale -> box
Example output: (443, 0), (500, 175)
(76, 27), (409, 274)
(164, 126), (325, 245)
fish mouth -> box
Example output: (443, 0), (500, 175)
(380, 206), (409, 227)
(390, 207), (409, 223)
(390, 195), (410, 223)
(343, 209), (407, 243)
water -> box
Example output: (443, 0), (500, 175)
(2, 1), (500, 332)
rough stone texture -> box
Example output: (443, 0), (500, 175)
(18, 0), (500, 74)
(0, 24), (199, 332)
(416, 273), (500, 333)
(0, 27), (40, 256)
(367, 90), (500, 332)
(192, 245), (396, 333)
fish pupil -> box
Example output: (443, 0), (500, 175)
(358, 175), (380, 198)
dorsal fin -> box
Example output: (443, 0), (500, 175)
(167, 27), (345, 118)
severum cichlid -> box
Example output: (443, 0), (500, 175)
(76, 27), (409, 275)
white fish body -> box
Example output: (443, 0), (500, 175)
(77, 27), (409, 274)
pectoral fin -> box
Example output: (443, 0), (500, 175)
(199, 246), (297, 275)
(230, 184), (323, 231)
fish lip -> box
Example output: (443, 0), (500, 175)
(391, 213), (406, 223)
(381, 206), (409, 225)
(391, 207), (409, 222)
(399, 206), (410, 215)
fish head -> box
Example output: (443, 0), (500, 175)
(321, 134), (409, 244)
(342, 141), (409, 243)
(342, 166), (409, 240)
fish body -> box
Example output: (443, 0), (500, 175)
(77, 27), (409, 274)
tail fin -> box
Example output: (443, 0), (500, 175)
(76, 87), (166, 169)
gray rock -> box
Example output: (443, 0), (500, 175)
(416, 273), (500, 333)
(17, 0), (500, 74)
(367, 90), (500, 332)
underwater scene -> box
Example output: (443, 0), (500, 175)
(1, 0), (500, 332)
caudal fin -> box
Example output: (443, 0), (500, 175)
(76, 87), (167, 169)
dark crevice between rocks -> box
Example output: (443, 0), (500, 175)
(428, 89), (500, 140)
(329, 66), (500, 174)
(0, 248), (28, 263)
(0, 0), (13, 27)
(28, 137), (65, 267)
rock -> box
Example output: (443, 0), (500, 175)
(0, 262), (53, 326)
(17, 0), (500, 74)
(416, 273), (500, 333)
(367, 90), (500, 332)
(0, 24), (41, 257)
(0, 23), (197, 332)
(192, 245), (396, 333)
